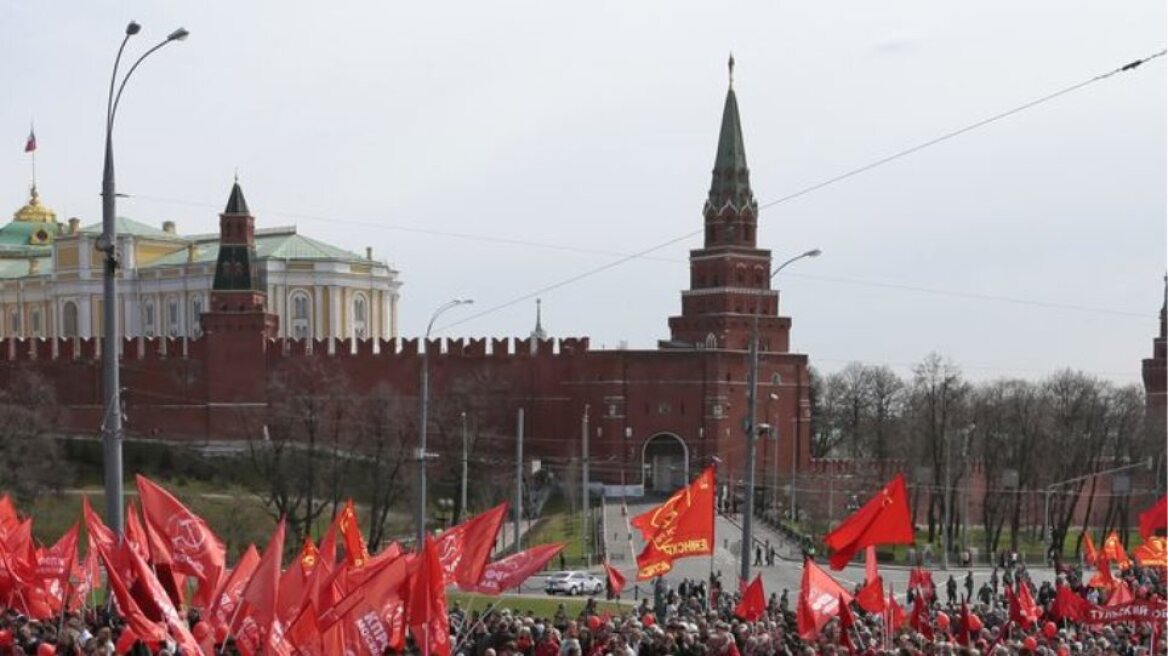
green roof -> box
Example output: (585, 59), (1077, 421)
(707, 87), (754, 210)
(0, 221), (57, 249)
(142, 229), (371, 269)
(81, 216), (179, 239)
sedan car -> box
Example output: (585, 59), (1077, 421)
(544, 570), (605, 596)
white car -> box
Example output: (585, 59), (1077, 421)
(544, 571), (604, 596)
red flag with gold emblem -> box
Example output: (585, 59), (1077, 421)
(338, 500), (369, 568)
(824, 474), (913, 570)
(630, 467), (715, 580)
(1101, 531), (1132, 569)
(1133, 536), (1168, 567)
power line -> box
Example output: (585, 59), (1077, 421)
(128, 50), (1165, 326)
(437, 49), (1165, 332)
(129, 191), (1154, 320)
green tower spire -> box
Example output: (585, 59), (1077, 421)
(707, 54), (755, 212)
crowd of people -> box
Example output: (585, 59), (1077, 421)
(446, 561), (1166, 656)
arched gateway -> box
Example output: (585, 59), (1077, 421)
(641, 433), (689, 493)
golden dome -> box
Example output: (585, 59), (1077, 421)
(13, 186), (57, 223)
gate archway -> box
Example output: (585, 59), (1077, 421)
(641, 433), (689, 493)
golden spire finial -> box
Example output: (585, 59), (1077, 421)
(728, 52), (735, 88)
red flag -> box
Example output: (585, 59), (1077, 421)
(136, 475), (226, 587)
(1088, 556), (1116, 589)
(630, 467), (715, 580)
(907, 567), (935, 600)
(24, 129), (36, 153)
(837, 594), (856, 650)
(125, 503), (151, 562)
(69, 548), (99, 611)
(795, 558), (853, 640)
(207, 545), (260, 636)
(35, 521), (77, 584)
(887, 590), (906, 629)
(855, 546), (885, 612)
(1101, 531), (1132, 569)
(1007, 583), (1039, 627)
(909, 592), (933, 641)
(276, 538), (319, 626)
(338, 500), (369, 568)
(435, 502), (508, 588)
(604, 558), (627, 598)
(464, 543), (566, 596)
(239, 519), (287, 653)
(824, 474), (913, 570)
(123, 538), (203, 655)
(734, 574), (766, 622)
(1133, 536), (1168, 567)
(1106, 579), (1134, 606)
(0, 495), (20, 538)
(1140, 495), (1167, 539)
(1083, 532), (1099, 565)
(408, 537), (450, 656)
(956, 601), (971, 647)
(318, 556), (412, 655)
(1052, 584), (1092, 623)
(96, 543), (168, 645)
(82, 496), (116, 555)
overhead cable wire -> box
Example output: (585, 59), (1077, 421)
(436, 49), (1166, 332)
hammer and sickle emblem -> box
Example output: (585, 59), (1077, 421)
(166, 515), (206, 553)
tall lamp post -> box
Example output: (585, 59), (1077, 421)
(741, 248), (821, 583)
(100, 21), (188, 538)
(416, 298), (473, 549)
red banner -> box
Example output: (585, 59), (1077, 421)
(631, 467), (715, 580)
(1083, 600), (1168, 625)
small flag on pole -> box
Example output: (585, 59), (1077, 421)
(24, 128), (36, 153)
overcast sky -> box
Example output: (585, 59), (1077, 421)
(2, 1), (1164, 385)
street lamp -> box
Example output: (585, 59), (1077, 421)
(100, 21), (188, 538)
(741, 248), (821, 584)
(416, 298), (473, 550)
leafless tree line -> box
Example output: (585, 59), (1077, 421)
(810, 353), (1165, 556)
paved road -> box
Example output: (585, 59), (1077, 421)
(601, 499), (1059, 603)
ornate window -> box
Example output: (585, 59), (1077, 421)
(143, 300), (156, 338)
(353, 294), (368, 339)
(190, 296), (204, 337)
(30, 309), (42, 337)
(9, 309), (20, 336)
(62, 301), (79, 338)
(291, 291), (311, 339)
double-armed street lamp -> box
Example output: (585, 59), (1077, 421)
(416, 299), (474, 549)
(740, 248), (821, 584)
(100, 21), (188, 538)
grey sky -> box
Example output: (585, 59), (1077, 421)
(2, 1), (1164, 384)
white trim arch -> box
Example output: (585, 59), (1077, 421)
(290, 289), (312, 340)
(641, 432), (690, 493)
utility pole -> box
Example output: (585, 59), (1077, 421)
(942, 427), (951, 571)
(582, 404), (590, 564)
(460, 411), (468, 522)
(742, 248), (821, 585)
(515, 407), (524, 553)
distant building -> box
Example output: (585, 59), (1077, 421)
(0, 185), (400, 342)
(1142, 280), (1166, 413)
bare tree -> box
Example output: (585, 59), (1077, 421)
(0, 368), (67, 503)
(248, 358), (353, 544)
(905, 353), (969, 546)
(354, 386), (411, 549)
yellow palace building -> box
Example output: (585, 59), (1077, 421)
(0, 184), (401, 343)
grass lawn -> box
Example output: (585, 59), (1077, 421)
(449, 592), (631, 619)
(525, 511), (588, 566)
